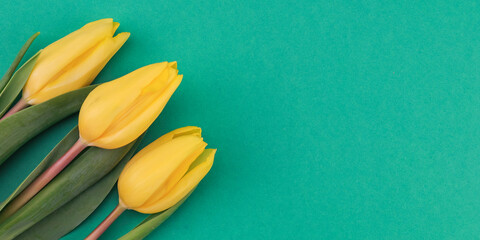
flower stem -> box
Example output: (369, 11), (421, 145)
(0, 139), (87, 222)
(0, 98), (29, 120)
(86, 204), (126, 240)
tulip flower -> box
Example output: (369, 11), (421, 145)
(86, 127), (216, 240)
(79, 61), (182, 149)
(1, 18), (129, 119)
(1, 62), (182, 220)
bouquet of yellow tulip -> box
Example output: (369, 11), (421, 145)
(0, 19), (216, 239)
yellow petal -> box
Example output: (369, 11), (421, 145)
(122, 127), (202, 175)
(23, 19), (117, 99)
(89, 73), (182, 149)
(118, 135), (206, 208)
(78, 62), (168, 144)
(25, 32), (130, 104)
(134, 149), (216, 214)
(133, 126), (202, 162)
(140, 138), (206, 206)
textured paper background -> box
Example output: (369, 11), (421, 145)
(1, 1), (479, 239)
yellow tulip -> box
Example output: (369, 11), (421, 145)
(79, 61), (182, 149)
(23, 18), (130, 105)
(118, 126), (215, 213)
(85, 127), (215, 240)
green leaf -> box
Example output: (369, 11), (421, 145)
(0, 32), (39, 92)
(118, 193), (193, 240)
(0, 52), (40, 117)
(0, 127), (139, 239)
(14, 134), (144, 240)
(0, 85), (97, 166)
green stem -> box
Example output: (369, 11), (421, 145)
(0, 139), (87, 222)
(0, 98), (29, 120)
(85, 204), (126, 240)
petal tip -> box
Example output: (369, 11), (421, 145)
(115, 32), (130, 39)
(169, 61), (178, 69)
(112, 22), (120, 33)
(172, 126), (202, 139)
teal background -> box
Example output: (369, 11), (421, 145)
(0, 0), (479, 239)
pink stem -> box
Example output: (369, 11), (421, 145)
(85, 204), (126, 240)
(0, 98), (29, 120)
(0, 139), (87, 222)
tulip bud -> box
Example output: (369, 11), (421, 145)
(22, 18), (130, 105)
(118, 126), (215, 213)
(85, 127), (215, 240)
(78, 62), (182, 149)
